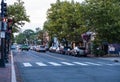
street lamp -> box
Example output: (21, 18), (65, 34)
(6, 18), (13, 58)
(0, 0), (7, 67)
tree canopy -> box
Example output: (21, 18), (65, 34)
(83, 0), (120, 43)
(7, 0), (30, 33)
(44, 0), (120, 43)
(44, 0), (87, 42)
(15, 29), (35, 44)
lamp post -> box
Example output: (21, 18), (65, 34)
(0, 0), (7, 67)
(6, 18), (13, 61)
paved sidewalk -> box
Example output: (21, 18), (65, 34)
(0, 59), (11, 82)
(0, 52), (16, 82)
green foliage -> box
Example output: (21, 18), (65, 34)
(15, 29), (45, 45)
(83, 0), (120, 43)
(15, 29), (35, 44)
(92, 41), (105, 57)
(44, 0), (87, 42)
(7, 0), (30, 33)
(44, 0), (120, 44)
(15, 33), (26, 44)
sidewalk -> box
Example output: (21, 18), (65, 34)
(0, 58), (11, 82)
(0, 52), (16, 82)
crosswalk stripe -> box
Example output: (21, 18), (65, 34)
(97, 62), (111, 65)
(106, 64), (115, 66)
(97, 62), (120, 66)
(48, 62), (61, 66)
(61, 62), (74, 65)
(73, 62), (88, 66)
(36, 62), (47, 66)
(23, 63), (32, 67)
(85, 62), (101, 66)
(105, 63), (120, 66)
(22, 62), (120, 67)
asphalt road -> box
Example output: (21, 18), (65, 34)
(13, 50), (120, 82)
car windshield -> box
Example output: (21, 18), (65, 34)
(40, 45), (45, 48)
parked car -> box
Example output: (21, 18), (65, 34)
(16, 44), (22, 50)
(20, 44), (30, 51)
(11, 45), (17, 50)
(32, 45), (37, 51)
(75, 47), (87, 57)
(61, 47), (72, 55)
(49, 46), (57, 52)
(36, 45), (46, 52)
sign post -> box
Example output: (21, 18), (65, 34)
(0, 0), (7, 67)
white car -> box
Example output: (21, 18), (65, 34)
(36, 45), (46, 52)
(49, 46), (57, 52)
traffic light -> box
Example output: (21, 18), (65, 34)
(1, 0), (7, 17)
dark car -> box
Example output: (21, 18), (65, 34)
(61, 47), (72, 55)
(20, 44), (30, 51)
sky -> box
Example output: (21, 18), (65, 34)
(6, 0), (84, 32)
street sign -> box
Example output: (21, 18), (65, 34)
(0, 31), (5, 38)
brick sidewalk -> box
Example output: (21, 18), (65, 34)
(0, 63), (11, 82)
(0, 53), (12, 82)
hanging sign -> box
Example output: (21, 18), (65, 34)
(0, 31), (5, 38)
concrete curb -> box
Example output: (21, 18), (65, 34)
(11, 51), (17, 82)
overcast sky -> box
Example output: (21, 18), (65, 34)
(6, 0), (84, 31)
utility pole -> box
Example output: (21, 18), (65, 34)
(7, 18), (13, 57)
(0, 0), (7, 67)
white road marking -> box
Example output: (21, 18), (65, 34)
(106, 63), (115, 66)
(106, 63), (120, 66)
(97, 62), (120, 66)
(48, 62), (62, 66)
(73, 62), (88, 66)
(22, 61), (120, 67)
(23, 63), (32, 67)
(61, 62), (74, 65)
(85, 62), (101, 66)
(11, 51), (17, 82)
(36, 62), (47, 66)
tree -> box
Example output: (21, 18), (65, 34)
(82, 0), (120, 43)
(15, 33), (26, 44)
(7, 0), (30, 33)
(44, 0), (86, 42)
(15, 29), (35, 44)
(23, 29), (34, 39)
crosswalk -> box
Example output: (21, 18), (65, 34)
(22, 61), (120, 67)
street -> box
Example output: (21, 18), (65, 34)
(13, 50), (120, 82)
